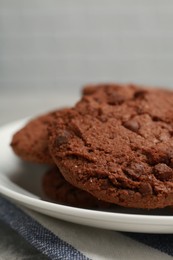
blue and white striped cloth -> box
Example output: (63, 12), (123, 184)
(1, 195), (173, 260)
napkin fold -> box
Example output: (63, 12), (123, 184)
(0, 195), (173, 260)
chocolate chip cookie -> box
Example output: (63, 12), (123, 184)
(11, 108), (70, 164)
(48, 84), (173, 209)
(42, 167), (111, 208)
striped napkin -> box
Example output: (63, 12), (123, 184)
(0, 195), (173, 260)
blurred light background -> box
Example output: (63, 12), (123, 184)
(1, 0), (173, 124)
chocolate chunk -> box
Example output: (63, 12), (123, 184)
(145, 148), (169, 165)
(82, 86), (97, 95)
(133, 90), (147, 99)
(107, 93), (125, 105)
(139, 183), (153, 196)
(55, 131), (69, 146)
(125, 163), (145, 179)
(154, 163), (173, 181)
(132, 163), (145, 174)
(152, 116), (160, 122)
(123, 119), (139, 132)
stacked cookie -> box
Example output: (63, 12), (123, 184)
(11, 83), (173, 209)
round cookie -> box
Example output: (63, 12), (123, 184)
(48, 84), (173, 209)
(11, 108), (70, 164)
(42, 167), (111, 209)
(10, 83), (132, 164)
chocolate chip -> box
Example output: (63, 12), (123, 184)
(132, 163), (145, 173)
(123, 119), (140, 132)
(107, 93), (125, 105)
(153, 116), (160, 122)
(139, 183), (153, 196)
(119, 190), (129, 201)
(133, 90), (147, 99)
(55, 131), (69, 146)
(145, 149), (169, 165)
(98, 107), (104, 116)
(82, 86), (97, 95)
(154, 163), (173, 181)
(97, 107), (108, 122)
(100, 180), (109, 189)
(125, 163), (145, 179)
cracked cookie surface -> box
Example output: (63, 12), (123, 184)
(48, 84), (173, 208)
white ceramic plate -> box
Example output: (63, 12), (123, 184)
(1, 119), (173, 233)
